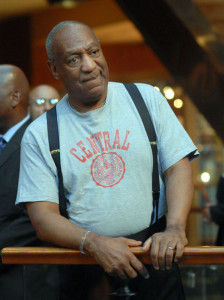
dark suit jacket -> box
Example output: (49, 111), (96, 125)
(0, 119), (41, 249)
(0, 119), (59, 300)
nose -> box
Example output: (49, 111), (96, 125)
(81, 54), (96, 72)
(43, 101), (53, 112)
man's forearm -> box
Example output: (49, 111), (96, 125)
(164, 157), (194, 230)
(26, 201), (146, 279)
(27, 201), (88, 249)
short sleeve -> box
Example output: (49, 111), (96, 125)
(136, 83), (199, 173)
(16, 125), (59, 207)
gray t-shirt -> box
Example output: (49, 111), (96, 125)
(16, 82), (198, 237)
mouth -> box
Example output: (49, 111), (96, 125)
(82, 74), (99, 83)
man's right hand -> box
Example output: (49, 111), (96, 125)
(85, 233), (149, 280)
(26, 201), (149, 280)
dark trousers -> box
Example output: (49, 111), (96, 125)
(0, 264), (60, 300)
(59, 216), (185, 299)
(59, 263), (185, 300)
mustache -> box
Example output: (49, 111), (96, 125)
(81, 73), (99, 82)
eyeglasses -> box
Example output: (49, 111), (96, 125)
(34, 98), (59, 106)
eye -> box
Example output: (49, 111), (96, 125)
(70, 57), (77, 63)
(90, 49), (99, 56)
(68, 56), (79, 66)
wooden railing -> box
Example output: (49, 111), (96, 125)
(2, 246), (224, 265)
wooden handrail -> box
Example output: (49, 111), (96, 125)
(2, 246), (224, 265)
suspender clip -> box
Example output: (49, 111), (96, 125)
(50, 149), (60, 155)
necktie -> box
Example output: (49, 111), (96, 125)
(0, 137), (6, 153)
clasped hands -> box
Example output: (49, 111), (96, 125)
(84, 226), (187, 280)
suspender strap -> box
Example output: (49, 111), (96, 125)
(123, 83), (160, 224)
(47, 106), (68, 218)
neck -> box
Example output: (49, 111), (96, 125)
(69, 94), (107, 113)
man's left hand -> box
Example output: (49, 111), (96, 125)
(142, 225), (187, 270)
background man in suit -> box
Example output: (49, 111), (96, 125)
(202, 173), (224, 245)
(0, 64), (58, 300)
(29, 84), (60, 120)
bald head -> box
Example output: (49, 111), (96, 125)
(29, 84), (60, 120)
(0, 64), (29, 134)
(0, 64), (29, 97)
(46, 21), (109, 111)
(46, 21), (97, 62)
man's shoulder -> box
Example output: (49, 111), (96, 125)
(108, 82), (157, 97)
(28, 113), (47, 130)
(22, 114), (47, 144)
(22, 96), (68, 144)
(133, 83), (161, 96)
(109, 81), (153, 89)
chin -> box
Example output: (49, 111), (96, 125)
(87, 84), (107, 100)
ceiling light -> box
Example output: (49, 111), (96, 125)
(163, 86), (175, 100)
(174, 99), (183, 109)
(201, 172), (210, 183)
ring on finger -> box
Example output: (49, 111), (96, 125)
(167, 246), (174, 251)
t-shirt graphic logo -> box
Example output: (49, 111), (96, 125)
(91, 152), (125, 188)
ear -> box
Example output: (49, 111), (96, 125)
(11, 90), (21, 108)
(47, 60), (60, 80)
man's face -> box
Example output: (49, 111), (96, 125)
(49, 24), (109, 108)
(0, 82), (12, 133)
(29, 86), (60, 120)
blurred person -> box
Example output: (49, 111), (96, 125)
(16, 21), (199, 299)
(29, 84), (60, 120)
(0, 65), (59, 300)
(202, 173), (224, 245)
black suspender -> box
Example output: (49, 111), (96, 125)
(47, 83), (160, 224)
(47, 105), (68, 218)
(123, 83), (160, 224)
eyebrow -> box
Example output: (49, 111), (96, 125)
(65, 42), (100, 57)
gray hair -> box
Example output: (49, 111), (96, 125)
(46, 21), (97, 62)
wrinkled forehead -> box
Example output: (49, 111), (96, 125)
(30, 87), (59, 101)
(53, 24), (99, 54)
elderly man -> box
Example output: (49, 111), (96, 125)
(29, 84), (60, 120)
(16, 21), (198, 299)
(0, 65), (58, 300)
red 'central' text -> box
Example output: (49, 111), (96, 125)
(70, 130), (130, 163)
